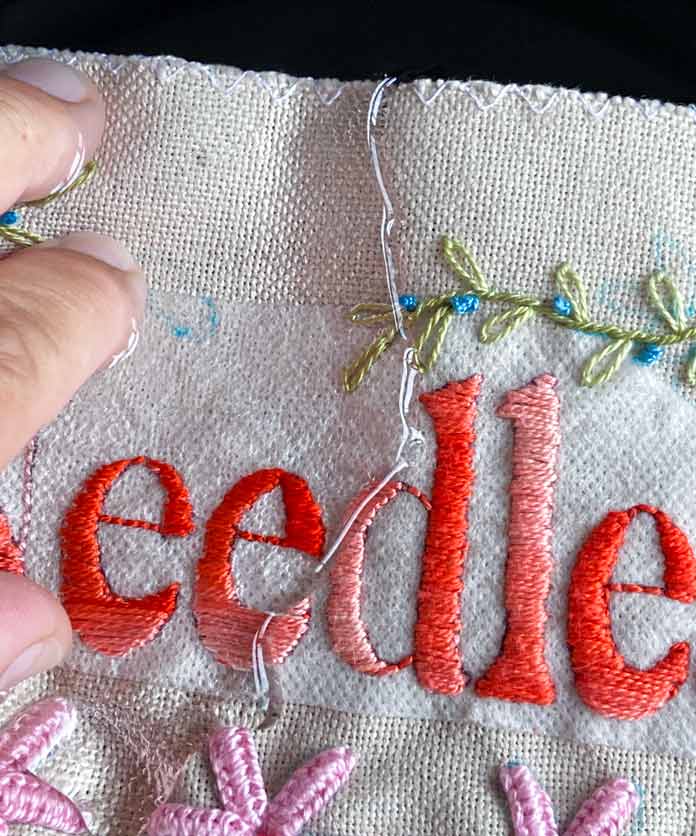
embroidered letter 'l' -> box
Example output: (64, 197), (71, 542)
(415, 376), (481, 695)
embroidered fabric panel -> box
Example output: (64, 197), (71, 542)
(4, 45), (696, 831)
(2, 290), (695, 757)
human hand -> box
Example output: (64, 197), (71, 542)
(0, 58), (145, 691)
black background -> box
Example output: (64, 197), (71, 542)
(0, 0), (692, 103)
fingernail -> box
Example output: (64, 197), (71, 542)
(1, 58), (93, 103)
(0, 638), (64, 691)
(42, 231), (147, 326)
(47, 231), (140, 272)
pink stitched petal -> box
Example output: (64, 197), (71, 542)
(0, 770), (87, 833)
(0, 698), (75, 771)
(209, 727), (268, 826)
(563, 778), (639, 836)
(500, 763), (559, 836)
(147, 803), (256, 836)
(263, 747), (355, 836)
(0, 818), (7, 836)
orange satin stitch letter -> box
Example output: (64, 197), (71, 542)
(61, 456), (194, 656)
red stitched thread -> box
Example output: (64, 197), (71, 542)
(97, 514), (162, 531)
(415, 375), (481, 695)
(194, 468), (325, 670)
(606, 583), (663, 596)
(0, 514), (22, 575)
(475, 374), (560, 705)
(60, 456), (194, 656)
(568, 504), (696, 720)
(327, 481), (431, 676)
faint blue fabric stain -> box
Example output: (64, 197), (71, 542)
(653, 231), (696, 322)
(631, 782), (646, 833)
(149, 294), (221, 345)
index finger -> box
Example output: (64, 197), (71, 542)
(0, 59), (105, 208)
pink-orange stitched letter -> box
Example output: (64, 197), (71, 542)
(416, 375), (481, 695)
(194, 468), (325, 669)
(476, 374), (560, 704)
(327, 481), (431, 676)
(568, 504), (696, 719)
(61, 456), (194, 656)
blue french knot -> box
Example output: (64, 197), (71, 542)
(399, 294), (419, 312)
(450, 293), (480, 315)
(552, 295), (573, 317)
(634, 343), (664, 366)
(0, 210), (19, 226)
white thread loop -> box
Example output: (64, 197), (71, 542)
(252, 78), (426, 731)
(367, 76), (405, 340)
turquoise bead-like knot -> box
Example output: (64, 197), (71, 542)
(398, 294), (419, 312)
(552, 295), (572, 316)
(634, 343), (664, 366)
(0, 210), (19, 226)
(450, 293), (480, 315)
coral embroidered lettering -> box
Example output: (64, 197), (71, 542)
(475, 373), (560, 704)
(193, 468), (326, 669)
(416, 376), (481, 694)
(567, 504), (696, 719)
(60, 456), (194, 656)
(327, 481), (430, 676)
(51, 378), (696, 720)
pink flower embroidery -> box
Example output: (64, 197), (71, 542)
(500, 762), (640, 836)
(148, 726), (355, 836)
(0, 697), (87, 834)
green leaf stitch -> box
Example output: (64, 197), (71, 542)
(343, 236), (696, 392)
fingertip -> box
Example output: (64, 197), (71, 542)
(0, 58), (106, 200)
(42, 231), (147, 319)
(0, 572), (72, 691)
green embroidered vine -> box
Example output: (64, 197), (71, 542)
(343, 236), (696, 392)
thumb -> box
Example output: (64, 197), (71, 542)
(0, 571), (72, 691)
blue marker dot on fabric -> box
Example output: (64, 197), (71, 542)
(0, 210), (19, 226)
(552, 295), (572, 316)
(173, 325), (193, 339)
(398, 294), (419, 312)
(634, 343), (663, 366)
(450, 293), (480, 315)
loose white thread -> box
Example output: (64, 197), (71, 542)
(367, 76), (406, 341)
(107, 318), (140, 370)
(252, 77), (424, 726)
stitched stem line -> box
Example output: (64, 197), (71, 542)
(343, 235), (696, 391)
(0, 160), (97, 246)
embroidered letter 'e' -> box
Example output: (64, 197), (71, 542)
(194, 468), (325, 669)
(568, 504), (696, 719)
(61, 456), (194, 655)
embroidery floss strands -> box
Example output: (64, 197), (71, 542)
(0, 161), (96, 247)
(0, 434), (39, 575)
(344, 235), (696, 390)
(148, 725), (355, 836)
(499, 762), (639, 836)
(567, 504), (696, 720)
(327, 481), (430, 676)
(246, 76), (427, 723)
(475, 374), (560, 704)
(0, 697), (88, 833)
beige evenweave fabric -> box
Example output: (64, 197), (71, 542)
(1, 45), (696, 834)
(7, 669), (696, 835)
